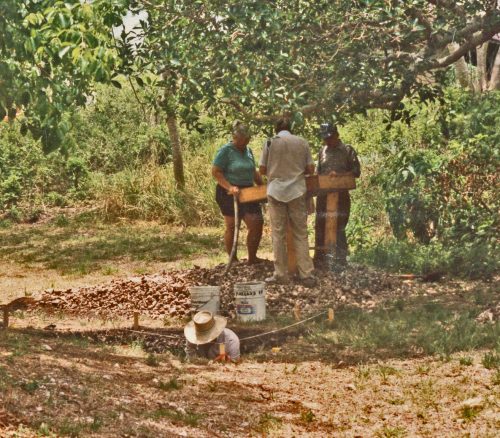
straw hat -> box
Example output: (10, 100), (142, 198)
(184, 311), (227, 345)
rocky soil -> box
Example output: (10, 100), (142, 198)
(31, 261), (470, 321)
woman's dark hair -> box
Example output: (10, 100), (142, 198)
(275, 117), (292, 134)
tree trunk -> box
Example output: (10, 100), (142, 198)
(489, 44), (500, 90)
(448, 43), (471, 89)
(476, 42), (488, 92)
(166, 111), (185, 189)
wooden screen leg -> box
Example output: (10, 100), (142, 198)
(287, 219), (298, 276)
(324, 192), (339, 258)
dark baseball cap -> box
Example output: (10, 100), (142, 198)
(319, 123), (338, 139)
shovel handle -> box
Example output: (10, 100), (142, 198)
(222, 195), (240, 278)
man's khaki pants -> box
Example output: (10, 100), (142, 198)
(268, 194), (314, 280)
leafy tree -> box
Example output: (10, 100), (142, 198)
(366, 88), (499, 245)
(131, 0), (500, 123)
(0, 0), (125, 152)
(111, 0), (499, 187)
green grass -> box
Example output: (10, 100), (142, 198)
(145, 353), (159, 367)
(0, 215), (221, 275)
(20, 379), (41, 393)
(300, 409), (316, 424)
(351, 239), (498, 279)
(481, 352), (500, 369)
(57, 420), (88, 437)
(460, 405), (482, 422)
(305, 292), (499, 361)
(0, 365), (14, 391)
(459, 356), (473, 366)
(377, 365), (399, 383)
(376, 426), (407, 438)
(1, 332), (31, 357)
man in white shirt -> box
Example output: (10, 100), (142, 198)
(259, 118), (317, 287)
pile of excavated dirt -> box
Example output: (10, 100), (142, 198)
(33, 261), (443, 320)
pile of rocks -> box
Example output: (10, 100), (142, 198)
(37, 272), (194, 319)
(35, 261), (416, 320)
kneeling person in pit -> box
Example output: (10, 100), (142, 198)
(184, 311), (240, 362)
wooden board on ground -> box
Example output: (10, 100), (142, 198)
(238, 175), (356, 204)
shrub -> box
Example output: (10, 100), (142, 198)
(45, 192), (67, 207)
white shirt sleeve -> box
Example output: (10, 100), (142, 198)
(305, 141), (314, 167)
(259, 139), (269, 167)
(223, 329), (241, 361)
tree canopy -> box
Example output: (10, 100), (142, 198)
(0, 0), (125, 152)
(131, 0), (500, 124)
(2, 0), (499, 151)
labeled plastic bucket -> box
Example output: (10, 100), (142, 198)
(189, 286), (220, 314)
(234, 281), (266, 322)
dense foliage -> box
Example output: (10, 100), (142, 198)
(0, 0), (124, 151)
(345, 88), (499, 278)
(1, 84), (498, 277)
(126, 0), (500, 125)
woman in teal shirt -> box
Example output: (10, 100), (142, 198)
(212, 121), (264, 264)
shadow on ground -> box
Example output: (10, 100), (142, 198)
(0, 218), (220, 274)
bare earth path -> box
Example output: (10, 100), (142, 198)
(1, 220), (498, 437)
(0, 333), (498, 437)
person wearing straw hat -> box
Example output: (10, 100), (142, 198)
(184, 311), (241, 362)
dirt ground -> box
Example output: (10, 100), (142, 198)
(0, 328), (498, 437)
(1, 221), (498, 437)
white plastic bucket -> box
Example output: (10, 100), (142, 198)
(234, 282), (266, 322)
(189, 286), (220, 314)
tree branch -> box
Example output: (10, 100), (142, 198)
(431, 26), (500, 69)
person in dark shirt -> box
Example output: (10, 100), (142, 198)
(314, 123), (361, 269)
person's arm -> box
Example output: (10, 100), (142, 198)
(259, 139), (269, 177)
(304, 142), (315, 176)
(254, 169), (264, 185)
(213, 146), (240, 195)
(223, 329), (241, 362)
(212, 165), (239, 195)
(349, 146), (361, 178)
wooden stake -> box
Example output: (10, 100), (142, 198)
(328, 308), (334, 322)
(325, 192), (339, 257)
(133, 312), (139, 329)
(2, 307), (9, 330)
(293, 302), (301, 321)
(219, 343), (226, 356)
